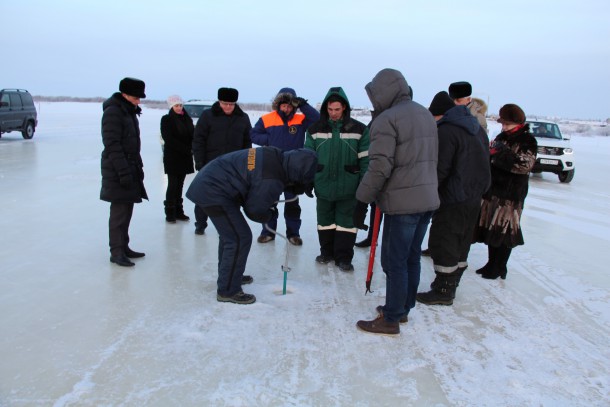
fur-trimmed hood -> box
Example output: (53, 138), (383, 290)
(470, 97), (488, 116)
(272, 87), (296, 111)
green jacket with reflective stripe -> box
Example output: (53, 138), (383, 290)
(305, 87), (369, 201)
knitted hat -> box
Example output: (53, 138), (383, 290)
(497, 104), (526, 124)
(218, 87), (239, 102)
(448, 81), (472, 99)
(166, 95), (183, 109)
(428, 91), (455, 116)
(119, 77), (146, 98)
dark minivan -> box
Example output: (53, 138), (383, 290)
(0, 89), (38, 139)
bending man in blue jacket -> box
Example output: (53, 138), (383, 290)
(186, 147), (317, 304)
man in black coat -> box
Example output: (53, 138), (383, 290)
(416, 91), (491, 305)
(100, 77), (148, 267)
(186, 147), (317, 304)
(191, 87), (252, 235)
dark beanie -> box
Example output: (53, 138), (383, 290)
(497, 104), (526, 124)
(119, 77), (146, 98)
(429, 91), (455, 116)
(448, 81), (472, 99)
(218, 87), (238, 103)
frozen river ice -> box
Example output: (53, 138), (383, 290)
(0, 102), (608, 406)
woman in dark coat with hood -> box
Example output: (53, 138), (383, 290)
(160, 95), (195, 222)
(473, 104), (537, 280)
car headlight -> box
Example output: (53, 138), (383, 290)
(563, 148), (573, 154)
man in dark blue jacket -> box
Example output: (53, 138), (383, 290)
(250, 88), (320, 245)
(416, 91), (491, 306)
(186, 147), (317, 304)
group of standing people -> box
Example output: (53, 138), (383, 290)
(100, 71), (538, 335)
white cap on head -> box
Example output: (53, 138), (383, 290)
(167, 95), (183, 109)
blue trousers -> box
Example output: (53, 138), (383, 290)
(202, 204), (253, 297)
(380, 211), (433, 323)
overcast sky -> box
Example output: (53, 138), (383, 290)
(3, 0), (609, 119)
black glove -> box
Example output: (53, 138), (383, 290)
(353, 200), (369, 231)
(119, 174), (133, 189)
(290, 97), (307, 108)
(304, 184), (314, 198)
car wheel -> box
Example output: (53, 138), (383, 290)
(558, 169), (574, 183)
(22, 122), (35, 139)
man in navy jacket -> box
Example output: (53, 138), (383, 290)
(250, 88), (319, 245)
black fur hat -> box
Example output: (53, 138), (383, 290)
(429, 91), (455, 116)
(448, 81), (472, 99)
(218, 87), (238, 103)
(119, 77), (146, 98)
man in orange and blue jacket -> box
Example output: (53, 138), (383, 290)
(250, 87), (320, 245)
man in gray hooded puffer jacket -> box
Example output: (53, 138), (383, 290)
(354, 68), (440, 335)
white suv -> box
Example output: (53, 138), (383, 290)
(528, 120), (575, 183)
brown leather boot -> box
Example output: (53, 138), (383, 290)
(356, 315), (399, 335)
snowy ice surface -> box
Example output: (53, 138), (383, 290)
(1, 103), (608, 406)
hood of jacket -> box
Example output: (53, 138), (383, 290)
(103, 92), (142, 116)
(364, 68), (411, 114)
(282, 148), (318, 185)
(438, 105), (481, 136)
(320, 87), (351, 121)
(272, 88), (297, 121)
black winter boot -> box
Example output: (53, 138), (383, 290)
(476, 245), (496, 274)
(333, 230), (357, 272)
(455, 266), (467, 286)
(417, 270), (460, 306)
(430, 266), (466, 289)
(355, 223), (374, 248)
(175, 198), (190, 221)
(482, 246), (512, 280)
(354, 237), (371, 248)
(164, 200), (176, 223)
(317, 229), (335, 260)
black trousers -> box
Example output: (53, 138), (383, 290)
(166, 173), (186, 202)
(365, 202), (383, 240)
(428, 202), (481, 273)
(194, 203), (208, 231)
(109, 202), (134, 256)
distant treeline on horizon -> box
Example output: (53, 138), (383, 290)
(32, 95), (273, 111)
(31, 96), (609, 129)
